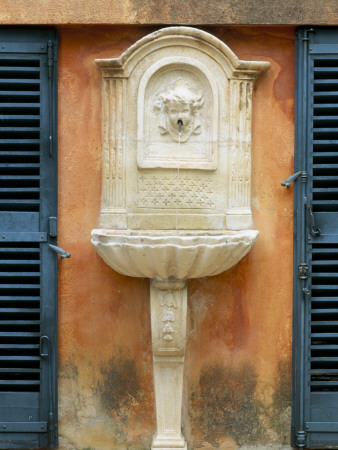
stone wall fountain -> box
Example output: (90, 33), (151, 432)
(91, 27), (269, 450)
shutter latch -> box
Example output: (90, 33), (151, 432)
(49, 244), (71, 259)
(306, 196), (321, 237)
(47, 40), (54, 157)
(48, 217), (71, 259)
(298, 263), (309, 280)
(281, 170), (307, 187)
(39, 336), (56, 448)
(47, 40), (53, 80)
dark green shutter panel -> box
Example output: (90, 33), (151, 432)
(0, 30), (58, 449)
(293, 28), (338, 449)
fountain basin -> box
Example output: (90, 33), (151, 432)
(91, 229), (258, 280)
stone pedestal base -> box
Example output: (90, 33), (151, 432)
(152, 434), (187, 450)
(152, 445), (187, 450)
(150, 279), (188, 450)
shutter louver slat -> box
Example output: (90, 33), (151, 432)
(0, 240), (40, 393)
(0, 355), (40, 358)
(0, 333), (40, 337)
(310, 245), (338, 393)
(0, 57), (41, 218)
(310, 54), (338, 398)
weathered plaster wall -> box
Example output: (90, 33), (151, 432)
(0, 1), (337, 25)
(57, 26), (295, 449)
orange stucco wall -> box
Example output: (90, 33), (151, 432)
(56, 26), (295, 449)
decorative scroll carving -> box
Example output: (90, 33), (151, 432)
(137, 174), (215, 209)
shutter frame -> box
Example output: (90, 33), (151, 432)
(293, 27), (338, 449)
(0, 29), (58, 450)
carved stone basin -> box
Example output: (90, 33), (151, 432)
(91, 229), (258, 280)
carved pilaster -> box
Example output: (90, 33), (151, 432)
(150, 280), (187, 450)
(101, 78), (127, 228)
(227, 79), (254, 230)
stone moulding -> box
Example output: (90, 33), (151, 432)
(95, 26), (269, 231)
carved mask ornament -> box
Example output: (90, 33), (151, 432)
(154, 78), (204, 143)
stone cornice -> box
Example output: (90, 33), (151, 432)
(0, 0), (337, 25)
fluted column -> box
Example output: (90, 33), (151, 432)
(100, 77), (127, 228)
(226, 78), (254, 230)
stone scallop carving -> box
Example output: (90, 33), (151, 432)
(91, 230), (259, 279)
(92, 27), (269, 450)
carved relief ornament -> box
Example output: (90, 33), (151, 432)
(96, 27), (269, 231)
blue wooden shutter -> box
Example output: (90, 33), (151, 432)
(293, 28), (338, 449)
(0, 30), (58, 449)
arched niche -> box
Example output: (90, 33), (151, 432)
(95, 27), (269, 231)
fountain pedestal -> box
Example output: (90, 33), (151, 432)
(151, 279), (187, 450)
(91, 230), (259, 450)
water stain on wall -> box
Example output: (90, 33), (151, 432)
(189, 363), (265, 447)
(96, 349), (156, 449)
(99, 356), (141, 413)
(269, 360), (292, 444)
(98, 353), (142, 437)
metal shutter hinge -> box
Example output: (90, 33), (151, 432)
(301, 28), (314, 41)
(298, 263), (309, 280)
(295, 430), (307, 447)
(49, 216), (57, 238)
(49, 411), (55, 449)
